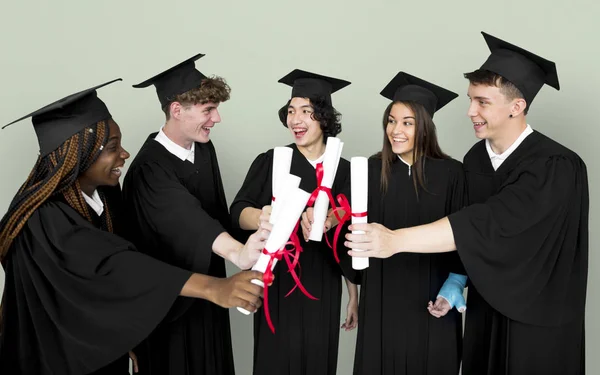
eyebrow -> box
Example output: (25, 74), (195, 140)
(288, 105), (313, 110)
(389, 114), (415, 120)
(467, 94), (491, 101)
(107, 135), (120, 142)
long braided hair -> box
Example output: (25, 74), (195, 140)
(0, 118), (115, 264)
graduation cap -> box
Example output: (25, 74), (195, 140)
(2, 78), (121, 157)
(478, 31), (560, 106)
(278, 69), (351, 105)
(380, 72), (458, 117)
(133, 53), (207, 108)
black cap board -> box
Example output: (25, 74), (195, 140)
(380, 72), (458, 117)
(3, 78), (121, 156)
(278, 69), (350, 105)
(477, 31), (559, 106)
(133, 53), (207, 108)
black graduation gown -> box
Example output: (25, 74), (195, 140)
(353, 157), (465, 375)
(121, 134), (234, 375)
(448, 131), (588, 375)
(230, 144), (358, 375)
(0, 198), (192, 375)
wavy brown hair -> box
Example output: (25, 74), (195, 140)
(0, 119), (116, 263)
(464, 69), (527, 114)
(374, 101), (450, 196)
(163, 76), (232, 119)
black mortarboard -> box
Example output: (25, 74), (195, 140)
(380, 72), (458, 117)
(132, 53), (207, 108)
(2, 78), (121, 157)
(478, 31), (560, 105)
(278, 69), (350, 105)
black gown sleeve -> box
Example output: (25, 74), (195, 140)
(230, 151), (273, 229)
(0, 201), (192, 375)
(448, 155), (588, 325)
(444, 160), (467, 275)
(126, 161), (225, 274)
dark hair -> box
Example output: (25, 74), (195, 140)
(464, 69), (528, 115)
(163, 76), (232, 119)
(278, 96), (342, 139)
(373, 101), (450, 196)
(0, 119), (116, 262)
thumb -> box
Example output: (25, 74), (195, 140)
(456, 295), (467, 312)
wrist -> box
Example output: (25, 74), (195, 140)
(393, 229), (404, 254)
(183, 273), (219, 302)
(231, 244), (245, 269)
(207, 277), (227, 306)
(240, 207), (261, 230)
(328, 214), (339, 228)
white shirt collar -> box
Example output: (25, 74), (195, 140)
(306, 153), (326, 169)
(485, 124), (533, 170)
(155, 127), (195, 163)
(82, 190), (104, 216)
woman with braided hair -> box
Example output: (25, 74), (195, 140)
(0, 79), (268, 375)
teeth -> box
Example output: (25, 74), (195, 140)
(393, 138), (407, 142)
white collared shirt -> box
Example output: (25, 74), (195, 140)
(82, 190), (104, 216)
(485, 124), (533, 171)
(154, 127), (195, 163)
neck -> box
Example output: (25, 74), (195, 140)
(297, 140), (326, 161)
(78, 180), (95, 197)
(488, 120), (527, 154)
(164, 121), (193, 150)
(398, 152), (413, 165)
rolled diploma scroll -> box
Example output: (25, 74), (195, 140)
(270, 147), (294, 224)
(308, 137), (344, 241)
(270, 174), (301, 224)
(350, 157), (369, 270)
(238, 187), (310, 315)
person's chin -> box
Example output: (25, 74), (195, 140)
(392, 146), (408, 155)
(195, 135), (211, 144)
(474, 131), (488, 140)
(105, 176), (120, 186)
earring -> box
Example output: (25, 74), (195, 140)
(509, 114), (513, 118)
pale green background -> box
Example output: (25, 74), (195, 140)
(0, 0), (597, 374)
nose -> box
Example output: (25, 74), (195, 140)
(467, 100), (478, 118)
(288, 111), (302, 126)
(121, 147), (130, 160)
(212, 109), (222, 124)
(390, 122), (404, 135)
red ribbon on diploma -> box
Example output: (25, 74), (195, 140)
(326, 194), (368, 265)
(306, 162), (345, 262)
(262, 221), (318, 333)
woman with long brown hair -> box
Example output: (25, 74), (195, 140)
(353, 72), (466, 375)
(0, 79), (266, 375)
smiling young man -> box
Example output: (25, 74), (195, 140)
(230, 69), (360, 375)
(346, 32), (589, 375)
(121, 54), (268, 375)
